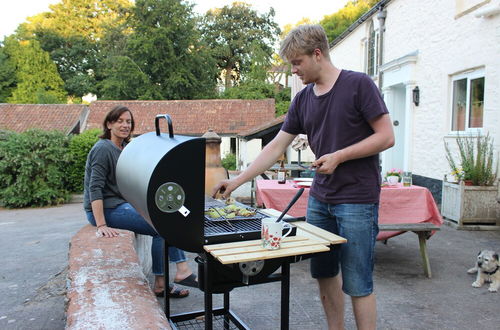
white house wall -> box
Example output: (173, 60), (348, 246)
(238, 138), (262, 170)
(330, 0), (500, 181)
(220, 137), (231, 157)
(330, 23), (368, 72)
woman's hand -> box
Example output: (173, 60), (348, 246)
(96, 225), (120, 238)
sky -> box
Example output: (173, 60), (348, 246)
(0, 0), (350, 39)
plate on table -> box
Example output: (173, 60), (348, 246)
(295, 181), (312, 188)
(293, 178), (313, 182)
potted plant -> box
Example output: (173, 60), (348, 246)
(442, 132), (499, 228)
(385, 168), (402, 185)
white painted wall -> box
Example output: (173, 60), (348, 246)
(220, 137), (232, 157)
(238, 138), (262, 170)
(329, 0), (500, 180)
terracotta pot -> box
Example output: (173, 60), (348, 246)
(463, 180), (474, 186)
(202, 129), (228, 197)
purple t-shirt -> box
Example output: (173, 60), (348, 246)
(281, 70), (389, 204)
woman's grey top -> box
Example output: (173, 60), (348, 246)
(83, 139), (126, 211)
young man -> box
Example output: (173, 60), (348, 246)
(212, 25), (394, 329)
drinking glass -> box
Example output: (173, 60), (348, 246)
(402, 171), (412, 187)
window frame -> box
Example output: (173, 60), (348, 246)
(364, 21), (379, 77)
(449, 68), (485, 135)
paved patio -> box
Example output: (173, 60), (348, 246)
(0, 202), (498, 329)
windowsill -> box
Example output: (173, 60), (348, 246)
(444, 129), (484, 138)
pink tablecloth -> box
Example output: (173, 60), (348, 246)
(255, 180), (443, 241)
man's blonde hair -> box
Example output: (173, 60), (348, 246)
(279, 24), (331, 62)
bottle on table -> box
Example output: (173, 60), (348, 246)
(277, 160), (286, 184)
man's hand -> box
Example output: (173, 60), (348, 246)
(312, 150), (345, 175)
(211, 179), (240, 200)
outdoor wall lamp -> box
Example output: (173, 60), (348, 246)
(412, 86), (420, 106)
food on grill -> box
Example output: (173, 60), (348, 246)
(205, 204), (257, 219)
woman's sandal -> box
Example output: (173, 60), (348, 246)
(154, 284), (189, 298)
(173, 273), (198, 288)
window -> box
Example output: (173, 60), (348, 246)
(451, 69), (485, 131)
(365, 21), (379, 77)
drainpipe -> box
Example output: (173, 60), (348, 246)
(377, 7), (387, 91)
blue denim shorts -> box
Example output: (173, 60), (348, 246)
(307, 196), (379, 297)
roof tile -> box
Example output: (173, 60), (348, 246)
(86, 99), (276, 136)
(0, 104), (87, 134)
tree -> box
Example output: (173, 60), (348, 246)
(0, 45), (17, 102)
(98, 55), (159, 100)
(14, 0), (133, 100)
(34, 31), (100, 99)
(3, 37), (67, 104)
(320, 0), (379, 43)
(126, 0), (217, 100)
(200, 2), (280, 89)
(20, 0), (133, 41)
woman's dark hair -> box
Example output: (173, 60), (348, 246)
(100, 105), (135, 143)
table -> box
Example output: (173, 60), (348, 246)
(255, 180), (443, 241)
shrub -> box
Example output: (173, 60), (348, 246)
(66, 129), (101, 192)
(445, 132), (497, 186)
(0, 129), (71, 208)
(221, 153), (237, 171)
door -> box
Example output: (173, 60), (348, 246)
(383, 84), (406, 173)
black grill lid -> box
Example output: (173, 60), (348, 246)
(117, 115), (206, 252)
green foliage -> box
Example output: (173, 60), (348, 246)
(21, 0), (133, 41)
(15, 0), (133, 99)
(0, 46), (17, 102)
(445, 132), (497, 186)
(275, 100), (291, 117)
(0, 129), (71, 208)
(66, 129), (101, 193)
(275, 87), (291, 103)
(98, 55), (158, 100)
(222, 80), (275, 100)
(3, 37), (67, 104)
(119, 0), (217, 100)
(35, 32), (99, 98)
(200, 2), (280, 89)
(320, 0), (378, 43)
(221, 153), (236, 171)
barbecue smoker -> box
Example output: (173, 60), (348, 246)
(116, 115), (301, 329)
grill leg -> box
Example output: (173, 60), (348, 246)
(223, 292), (230, 329)
(204, 253), (213, 330)
(281, 260), (290, 330)
(164, 242), (170, 319)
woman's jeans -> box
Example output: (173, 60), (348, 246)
(86, 203), (187, 275)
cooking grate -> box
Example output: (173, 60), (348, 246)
(205, 218), (261, 236)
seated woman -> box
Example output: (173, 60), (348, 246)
(83, 105), (197, 298)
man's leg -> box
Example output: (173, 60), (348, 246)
(351, 293), (377, 330)
(335, 203), (379, 330)
(317, 275), (345, 330)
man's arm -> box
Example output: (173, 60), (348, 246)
(312, 113), (395, 174)
(212, 130), (296, 199)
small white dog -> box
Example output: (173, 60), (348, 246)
(467, 250), (500, 292)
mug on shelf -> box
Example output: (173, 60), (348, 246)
(261, 217), (293, 250)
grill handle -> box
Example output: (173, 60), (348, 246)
(155, 114), (174, 138)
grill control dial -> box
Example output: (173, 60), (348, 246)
(155, 182), (185, 213)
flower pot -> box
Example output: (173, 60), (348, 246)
(441, 181), (500, 228)
(464, 180), (473, 186)
(387, 176), (399, 185)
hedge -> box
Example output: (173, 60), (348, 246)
(0, 129), (71, 208)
